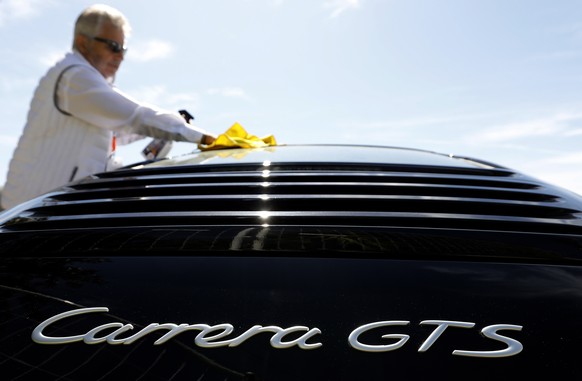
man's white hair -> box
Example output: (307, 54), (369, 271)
(73, 4), (131, 49)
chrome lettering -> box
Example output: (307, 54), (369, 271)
(194, 323), (236, 347)
(31, 307), (322, 350)
(32, 308), (523, 358)
(84, 322), (127, 344)
(418, 320), (475, 352)
(124, 323), (208, 345)
(348, 321), (410, 352)
(32, 306), (107, 344)
(453, 324), (523, 358)
(195, 324), (322, 349)
(349, 320), (523, 358)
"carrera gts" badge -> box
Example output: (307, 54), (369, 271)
(32, 307), (523, 358)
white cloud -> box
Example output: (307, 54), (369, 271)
(359, 112), (496, 129)
(242, 0), (285, 6)
(126, 39), (174, 62)
(323, 0), (361, 18)
(565, 128), (582, 137)
(39, 50), (66, 67)
(515, 151), (582, 196)
(473, 120), (564, 142)
(129, 85), (200, 111)
(0, 75), (36, 92)
(470, 112), (582, 143)
(545, 152), (582, 165)
(207, 87), (252, 101)
(0, 134), (18, 147)
(0, 0), (54, 26)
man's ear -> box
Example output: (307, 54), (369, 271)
(75, 34), (89, 54)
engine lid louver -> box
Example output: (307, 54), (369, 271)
(2, 162), (582, 235)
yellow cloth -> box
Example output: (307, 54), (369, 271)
(199, 122), (277, 151)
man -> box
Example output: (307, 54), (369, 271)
(1, 4), (216, 210)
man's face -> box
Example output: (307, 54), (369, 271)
(79, 21), (126, 80)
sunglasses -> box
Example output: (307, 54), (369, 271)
(91, 36), (127, 54)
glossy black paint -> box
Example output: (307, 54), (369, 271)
(2, 254), (582, 380)
(1, 145), (582, 380)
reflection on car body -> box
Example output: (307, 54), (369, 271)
(1, 144), (581, 380)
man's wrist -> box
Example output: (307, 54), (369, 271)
(201, 134), (216, 145)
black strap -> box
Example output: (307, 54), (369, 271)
(53, 64), (80, 116)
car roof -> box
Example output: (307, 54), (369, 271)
(136, 144), (501, 170)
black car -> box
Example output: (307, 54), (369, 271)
(1, 144), (582, 380)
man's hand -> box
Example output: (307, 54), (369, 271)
(201, 134), (217, 145)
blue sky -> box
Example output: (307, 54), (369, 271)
(1, 0), (581, 195)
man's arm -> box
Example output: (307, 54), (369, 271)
(58, 65), (214, 143)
